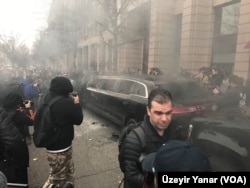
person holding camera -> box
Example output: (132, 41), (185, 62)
(1, 93), (30, 185)
(2, 92), (34, 145)
(40, 76), (83, 188)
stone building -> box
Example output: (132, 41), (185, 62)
(47, 0), (250, 81)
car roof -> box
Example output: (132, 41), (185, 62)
(93, 75), (157, 85)
(94, 74), (191, 84)
(91, 75), (211, 103)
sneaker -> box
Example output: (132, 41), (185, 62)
(48, 184), (56, 188)
(62, 182), (73, 188)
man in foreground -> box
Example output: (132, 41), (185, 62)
(119, 88), (178, 188)
(41, 77), (83, 188)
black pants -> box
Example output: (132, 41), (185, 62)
(13, 165), (28, 184)
(0, 161), (28, 184)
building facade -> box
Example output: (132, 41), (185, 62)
(48, 0), (250, 81)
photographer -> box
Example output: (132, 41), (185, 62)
(40, 76), (83, 188)
(2, 92), (34, 145)
(1, 92), (31, 185)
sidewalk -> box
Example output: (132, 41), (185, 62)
(27, 109), (123, 188)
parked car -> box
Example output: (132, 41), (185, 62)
(189, 112), (250, 171)
(81, 74), (250, 171)
(81, 75), (213, 138)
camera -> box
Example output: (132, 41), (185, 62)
(72, 91), (78, 97)
(24, 100), (29, 104)
(21, 100), (34, 107)
(24, 100), (34, 105)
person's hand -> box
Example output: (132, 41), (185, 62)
(24, 100), (31, 108)
(213, 87), (220, 94)
(72, 95), (79, 104)
(69, 93), (79, 104)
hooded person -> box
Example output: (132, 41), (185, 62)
(40, 76), (83, 188)
(2, 92), (34, 144)
(142, 140), (211, 188)
(0, 106), (29, 186)
(2, 92), (23, 109)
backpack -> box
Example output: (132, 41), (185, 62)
(118, 122), (146, 173)
(33, 95), (64, 148)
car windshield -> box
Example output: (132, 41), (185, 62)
(157, 81), (210, 104)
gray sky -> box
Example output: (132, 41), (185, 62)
(0, 0), (52, 49)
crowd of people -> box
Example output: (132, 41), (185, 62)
(0, 66), (84, 187)
(179, 65), (247, 119)
(0, 63), (249, 187)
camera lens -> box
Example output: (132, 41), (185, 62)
(72, 91), (78, 96)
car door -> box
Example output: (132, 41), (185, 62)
(96, 78), (118, 119)
(84, 77), (115, 115)
(109, 79), (147, 126)
(84, 77), (101, 111)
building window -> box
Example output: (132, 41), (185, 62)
(221, 3), (240, 35)
(214, 2), (240, 36)
(212, 2), (240, 73)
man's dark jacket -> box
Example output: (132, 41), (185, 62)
(214, 85), (243, 119)
(119, 115), (178, 188)
(44, 92), (83, 151)
(0, 107), (29, 181)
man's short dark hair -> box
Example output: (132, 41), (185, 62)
(148, 88), (172, 109)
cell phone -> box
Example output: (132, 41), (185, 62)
(72, 91), (78, 96)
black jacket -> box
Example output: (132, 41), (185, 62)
(120, 115), (177, 188)
(214, 85), (243, 119)
(5, 107), (34, 138)
(44, 92), (83, 151)
(0, 107), (29, 167)
(215, 85), (242, 109)
(209, 74), (224, 89)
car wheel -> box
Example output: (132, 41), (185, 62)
(126, 118), (138, 127)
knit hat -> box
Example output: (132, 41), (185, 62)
(2, 92), (23, 109)
(142, 140), (211, 174)
(49, 76), (73, 96)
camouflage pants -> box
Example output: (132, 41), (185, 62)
(42, 147), (74, 188)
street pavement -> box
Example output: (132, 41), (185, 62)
(27, 109), (123, 188)
(27, 105), (250, 188)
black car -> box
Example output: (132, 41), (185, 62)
(81, 74), (250, 172)
(189, 112), (250, 171)
(81, 75), (213, 136)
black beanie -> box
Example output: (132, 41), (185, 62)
(2, 92), (23, 109)
(49, 76), (73, 95)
